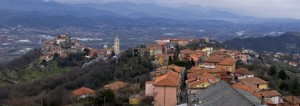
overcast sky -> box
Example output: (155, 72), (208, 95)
(53, 0), (300, 19)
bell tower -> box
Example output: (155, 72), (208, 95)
(114, 36), (120, 55)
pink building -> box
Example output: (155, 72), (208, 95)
(153, 71), (180, 106)
(145, 81), (154, 96)
(235, 53), (249, 63)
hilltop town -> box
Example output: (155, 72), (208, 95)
(0, 35), (299, 106)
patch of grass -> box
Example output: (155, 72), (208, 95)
(0, 60), (70, 87)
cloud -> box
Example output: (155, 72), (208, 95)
(53, 0), (300, 19)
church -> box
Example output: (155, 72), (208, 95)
(93, 36), (120, 60)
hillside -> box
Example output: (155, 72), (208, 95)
(223, 32), (300, 53)
(0, 48), (152, 105)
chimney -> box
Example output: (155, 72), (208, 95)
(261, 94), (265, 105)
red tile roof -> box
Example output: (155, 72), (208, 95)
(189, 79), (210, 89)
(284, 96), (300, 104)
(240, 77), (269, 85)
(233, 83), (255, 94)
(254, 90), (281, 98)
(188, 68), (218, 79)
(218, 57), (236, 66)
(234, 81), (261, 92)
(187, 72), (217, 84)
(156, 64), (184, 73)
(235, 68), (253, 75)
(189, 53), (201, 61)
(73, 87), (95, 96)
(180, 49), (196, 54)
(205, 55), (225, 63)
(104, 81), (129, 91)
(153, 71), (180, 87)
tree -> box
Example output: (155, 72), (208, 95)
(173, 61), (188, 67)
(168, 56), (173, 65)
(40, 59), (47, 66)
(53, 53), (60, 60)
(279, 82), (289, 91)
(94, 89), (115, 105)
(291, 79), (300, 95)
(190, 58), (196, 66)
(278, 70), (287, 80)
(268, 65), (277, 76)
(83, 48), (90, 56)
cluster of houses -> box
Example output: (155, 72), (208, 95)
(266, 52), (300, 67)
(40, 35), (84, 61)
(142, 38), (300, 106)
(40, 35), (121, 62)
(72, 81), (143, 104)
(69, 37), (299, 106)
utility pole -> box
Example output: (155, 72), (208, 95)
(292, 96), (294, 106)
(104, 97), (106, 106)
(40, 96), (43, 106)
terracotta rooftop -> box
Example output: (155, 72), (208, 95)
(104, 81), (129, 91)
(189, 79), (211, 89)
(73, 87), (95, 96)
(187, 72), (217, 84)
(157, 42), (166, 46)
(234, 81), (261, 92)
(156, 64), (184, 73)
(205, 55), (225, 63)
(189, 67), (219, 74)
(189, 53), (201, 61)
(188, 68), (219, 79)
(254, 90), (281, 98)
(153, 71), (180, 87)
(264, 99), (275, 105)
(232, 82), (255, 94)
(180, 49), (196, 54)
(240, 77), (269, 85)
(235, 68), (253, 75)
(218, 57), (236, 66)
(284, 96), (300, 104)
(195, 49), (208, 55)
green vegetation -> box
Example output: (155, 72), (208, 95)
(238, 59), (300, 96)
(224, 32), (300, 53)
(0, 60), (69, 87)
(0, 48), (152, 106)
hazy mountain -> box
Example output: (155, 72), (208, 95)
(0, 0), (246, 21)
(0, 0), (123, 17)
(76, 2), (243, 21)
(1, 0), (300, 32)
(223, 32), (300, 53)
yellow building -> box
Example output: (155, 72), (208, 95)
(258, 83), (268, 89)
(216, 57), (236, 73)
(129, 95), (141, 105)
(240, 77), (269, 90)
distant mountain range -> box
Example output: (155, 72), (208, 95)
(223, 32), (300, 53)
(76, 2), (246, 21)
(0, 0), (298, 23)
(0, 0), (244, 21)
(1, 0), (300, 38)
